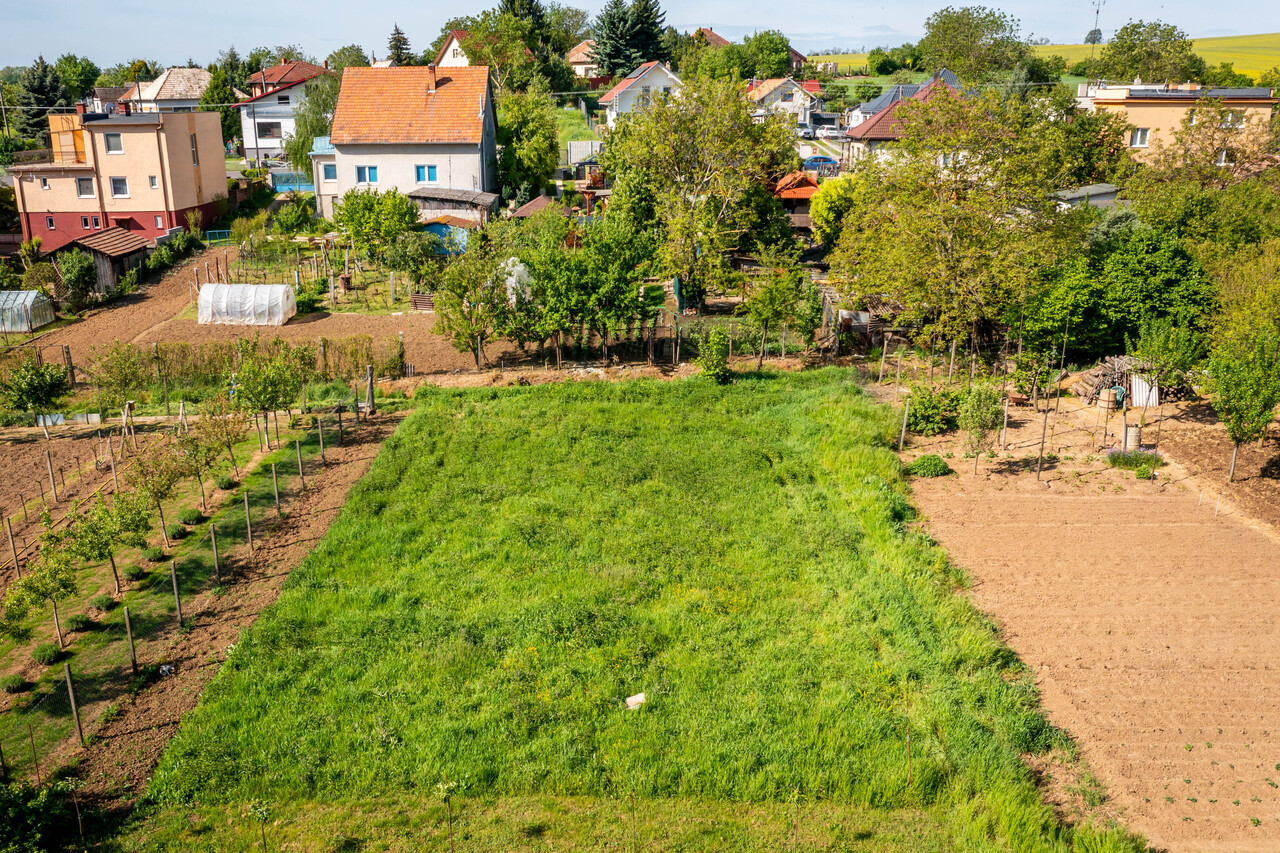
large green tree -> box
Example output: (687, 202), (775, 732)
(387, 24), (414, 65)
(744, 30), (792, 78)
(458, 11), (539, 92)
(1208, 328), (1280, 481)
(917, 6), (1029, 82)
(1099, 19), (1205, 82)
(497, 77), (559, 201)
(54, 54), (100, 99)
(94, 58), (162, 87)
(13, 56), (68, 142)
(591, 0), (642, 77)
(199, 68), (239, 144)
(333, 188), (420, 257)
(283, 74), (340, 175)
(829, 87), (1068, 348)
(326, 44), (370, 73)
(602, 75), (796, 306)
(629, 0), (669, 65)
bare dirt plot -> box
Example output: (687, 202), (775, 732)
(892, 388), (1280, 853)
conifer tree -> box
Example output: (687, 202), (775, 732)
(14, 56), (68, 143)
(629, 0), (669, 64)
(591, 0), (641, 77)
(388, 24), (414, 66)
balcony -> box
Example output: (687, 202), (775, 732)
(12, 147), (88, 166)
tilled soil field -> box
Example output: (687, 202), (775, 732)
(888, 384), (1280, 853)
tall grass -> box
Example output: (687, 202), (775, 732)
(145, 369), (1141, 851)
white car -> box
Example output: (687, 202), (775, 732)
(817, 125), (845, 139)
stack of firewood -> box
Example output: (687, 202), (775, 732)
(1070, 355), (1194, 404)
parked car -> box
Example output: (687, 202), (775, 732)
(794, 124), (815, 139)
(817, 125), (845, 139)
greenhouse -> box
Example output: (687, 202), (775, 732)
(0, 290), (56, 333)
(197, 283), (297, 326)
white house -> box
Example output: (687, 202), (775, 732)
(747, 78), (817, 125)
(598, 62), (682, 128)
(237, 61), (330, 164)
(566, 40), (598, 78)
(434, 30), (472, 67)
(312, 65), (500, 224)
(130, 68), (243, 113)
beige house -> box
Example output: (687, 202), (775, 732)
(129, 67), (243, 113)
(1083, 82), (1278, 162)
(312, 66), (499, 224)
(566, 40), (598, 78)
(10, 107), (228, 252)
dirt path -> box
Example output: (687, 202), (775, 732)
(894, 388), (1280, 852)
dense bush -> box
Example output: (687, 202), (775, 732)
(65, 613), (94, 633)
(697, 326), (732, 384)
(123, 565), (149, 582)
(166, 523), (188, 541)
(906, 385), (960, 435)
(295, 288), (321, 314)
(0, 674), (27, 694)
(178, 508), (205, 525)
(0, 780), (76, 853)
(20, 261), (59, 296)
(905, 454), (953, 477)
(145, 230), (204, 273)
(90, 594), (116, 611)
(1106, 449), (1164, 471)
(272, 193), (314, 235)
(31, 643), (61, 666)
(215, 474), (237, 490)
(0, 357), (69, 413)
(58, 247), (98, 310)
(141, 547), (166, 563)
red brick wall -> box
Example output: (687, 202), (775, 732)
(20, 200), (222, 253)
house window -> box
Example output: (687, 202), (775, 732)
(277, 95), (290, 105)
(256, 122), (282, 139)
(190, 133), (199, 166)
(782, 91), (794, 102)
(104, 132), (123, 153)
(155, 215), (164, 228)
(92, 216), (100, 228)
(415, 164), (438, 183)
(76, 178), (94, 198)
(1215, 148), (1236, 166)
(355, 165), (378, 184)
(149, 176), (158, 189)
(46, 216), (55, 230)
(81, 216), (91, 229)
(322, 163), (337, 181)
(1129, 128), (1149, 148)
(110, 177), (129, 198)
(452, 48), (462, 58)
(1220, 110), (1244, 129)
(39, 177), (50, 190)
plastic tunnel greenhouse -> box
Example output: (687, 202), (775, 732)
(197, 283), (297, 326)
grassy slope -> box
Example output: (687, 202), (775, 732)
(813, 33), (1280, 77)
(556, 105), (599, 143)
(132, 371), (1139, 851)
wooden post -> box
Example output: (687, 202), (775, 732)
(28, 725), (39, 785)
(109, 441), (118, 491)
(366, 364), (375, 415)
(63, 345), (75, 385)
(124, 606), (137, 677)
(0, 741), (6, 783)
(45, 450), (57, 503)
(6, 518), (19, 577)
(899, 401), (910, 452)
(64, 664), (85, 747)
(1035, 404), (1051, 481)
(296, 441), (306, 490)
(271, 464), (281, 517)
(244, 492), (253, 552)
(948, 341), (956, 383)
(318, 416), (326, 461)
(1001, 397), (1010, 450)
(894, 351), (902, 401)
(170, 561), (183, 628)
(879, 336), (889, 383)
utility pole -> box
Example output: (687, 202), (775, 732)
(0, 83), (9, 137)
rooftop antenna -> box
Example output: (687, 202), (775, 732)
(1088, 0), (1105, 62)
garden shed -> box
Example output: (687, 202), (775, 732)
(198, 283), (296, 326)
(0, 290), (55, 333)
(71, 228), (151, 294)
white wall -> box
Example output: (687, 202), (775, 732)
(605, 65), (681, 127)
(329, 143), (490, 204)
(755, 82), (813, 125)
(238, 82), (315, 163)
(438, 37), (469, 67)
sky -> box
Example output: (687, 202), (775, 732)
(0, 0), (1271, 69)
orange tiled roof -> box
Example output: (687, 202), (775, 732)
(599, 61), (662, 105)
(846, 75), (955, 142)
(696, 28), (731, 47)
(566, 39), (595, 65)
(248, 60), (327, 89)
(330, 66), (491, 146)
(775, 170), (820, 199)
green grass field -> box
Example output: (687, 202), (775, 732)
(128, 371), (1141, 851)
(556, 105), (599, 143)
(813, 32), (1280, 78)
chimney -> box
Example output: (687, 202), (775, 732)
(117, 100), (131, 115)
(428, 65), (436, 93)
(76, 103), (86, 115)
(323, 59), (328, 69)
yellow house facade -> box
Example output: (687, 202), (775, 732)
(1087, 83), (1278, 162)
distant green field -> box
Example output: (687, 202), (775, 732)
(134, 371), (1142, 851)
(813, 32), (1280, 78)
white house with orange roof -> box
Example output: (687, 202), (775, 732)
(237, 60), (330, 163)
(598, 62), (681, 127)
(748, 78), (816, 125)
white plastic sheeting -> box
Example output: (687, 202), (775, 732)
(197, 283), (296, 326)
